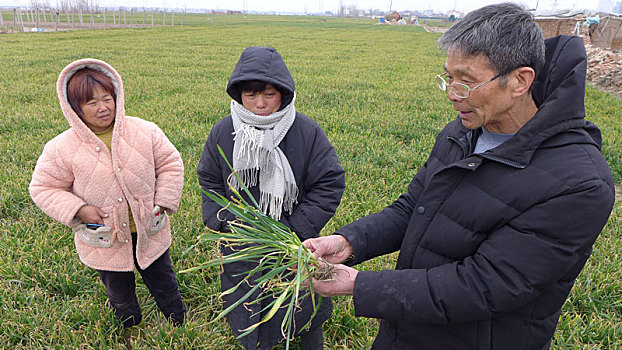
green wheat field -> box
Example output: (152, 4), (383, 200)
(1, 13), (621, 349)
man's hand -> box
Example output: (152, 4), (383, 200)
(303, 235), (354, 264)
(76, 205), (108, 225)
(309, 263), (358, 297)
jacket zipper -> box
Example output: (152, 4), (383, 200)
(478, 154), (526, 169)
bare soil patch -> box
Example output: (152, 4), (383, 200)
(585, 37), (622, 99)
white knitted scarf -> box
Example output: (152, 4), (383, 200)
(230, 93), (298, 220)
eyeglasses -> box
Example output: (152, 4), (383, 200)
(435, 66), (518, 99)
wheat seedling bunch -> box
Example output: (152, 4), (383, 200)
(182, 147), (335, 349)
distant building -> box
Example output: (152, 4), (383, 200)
(338, 3), (364, 17)
(446, 10), (463, 20)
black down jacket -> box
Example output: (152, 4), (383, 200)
(197, 47), (346, 349)
(337, 35), (615, 349)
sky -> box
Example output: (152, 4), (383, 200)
(0, 0), (603, 14)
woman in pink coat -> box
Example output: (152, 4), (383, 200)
(30, 58), (186, 328)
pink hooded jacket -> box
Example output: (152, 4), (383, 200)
(29, 58), (184, 271)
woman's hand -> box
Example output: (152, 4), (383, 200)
(303, 235), (354, 264)
(76, 205), (108, 225)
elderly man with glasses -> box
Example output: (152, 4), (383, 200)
(303, 2), (615, 349)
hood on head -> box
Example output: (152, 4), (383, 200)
(56, 58), (125, 135)
(226, 47), (295, 110)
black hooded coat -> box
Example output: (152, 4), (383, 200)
(197, 47), (346, 349)
(336, 36), (615, 349)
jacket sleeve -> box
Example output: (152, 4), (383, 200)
(152, 125), (184, 213)
(281, 126), (346, 241)
(29, 140), (86, 227)
(196, 123), (235, 231)
(335, 162), (425, 264)
(352, 178), (614, 323)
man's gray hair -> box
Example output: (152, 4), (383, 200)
(437, 3), (545, 77)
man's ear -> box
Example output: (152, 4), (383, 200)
(512, 67), (536, 98)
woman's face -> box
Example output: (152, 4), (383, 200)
(241, 83), (282, 116)
(80, 85), (116, 132)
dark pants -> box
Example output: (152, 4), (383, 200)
(98, 233), (186, 328)
(300, 325), (324, 350)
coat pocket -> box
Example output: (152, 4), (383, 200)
(148, 205), (167, 235)
(74, 224), (113, 248)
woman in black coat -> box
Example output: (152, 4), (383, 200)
(197, 46), (346, 349)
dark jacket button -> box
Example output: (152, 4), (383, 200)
(417, 206), (425, 214)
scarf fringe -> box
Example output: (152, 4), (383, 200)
(231, 168), (299, 220)
(259, 183), (298, 220)
(234, 126), (274, 170)
(231, 127), (299, 220)
(230, 169), (258, 189)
